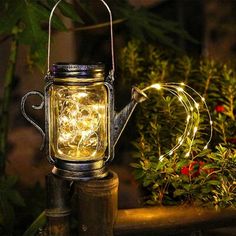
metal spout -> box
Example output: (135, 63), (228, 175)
(113, 87), (148, 146)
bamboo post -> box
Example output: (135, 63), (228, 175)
(75, 171), (119, 236)
(45, 174), (72, 236)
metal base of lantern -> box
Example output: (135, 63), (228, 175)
(52, 159), (108, 181)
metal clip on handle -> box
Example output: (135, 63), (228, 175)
(47, 0), (115, 78)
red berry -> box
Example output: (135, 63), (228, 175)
(215, 105), (225, 113)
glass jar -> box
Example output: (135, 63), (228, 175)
(48, 64), (108, 162)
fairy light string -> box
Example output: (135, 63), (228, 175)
(142, 82), (213, 160)
(168, 84), (201, 157)
(178, 82), (213, 150)
(54, 82), (212, 162)
(55, 87), (106, 160)
(160, 87), (193, 157)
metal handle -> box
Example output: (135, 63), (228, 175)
(21, 91), (46, 150)
(47, 0), (115, 77)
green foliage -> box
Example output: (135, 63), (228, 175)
(0, 1), (80, 234)
(0, 176), (25, 234)
(114, 1), (197, 49)
(120, 41), (236, 208)
(0, 0), (82, 70)
(0, 0), (195, 70)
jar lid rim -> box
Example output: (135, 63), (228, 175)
(52, 63), (105, 71)
(52, 63), (105, 79)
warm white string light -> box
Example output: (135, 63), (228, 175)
(142, 82), (213, 160)
(168, 84), (201, 158)
(178, 82), (213, 150)
(144, 84), (198, 157)
(160, 87), (194, 157)
(55, 88), (106, 160)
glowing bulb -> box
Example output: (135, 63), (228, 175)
(71, 119), (77, 126)
(210, 120), (213, 125)
(190, 107), (194, 111)
(177, 87), (184, 92)
(159, 155), (164, 161)
(187, 115), (191, 122)
(178, 137), (183, 145)
(81, 130), (91, 137)
(151, 83), (162, 90)
(195, 103), (199, 109)
(60, 132), (72, 141)
(169, 151), (173, 155)
(61, 116), (69, 123)
(201, 97), (205, 102)
(71, 110), (77, 116)
(185, 152), (190, 157)
(204, 145), (208, 150)
(72, 92), (88, 99)
(193, 126), (198, 134)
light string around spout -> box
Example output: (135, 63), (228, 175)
(142, 82), (213, 161)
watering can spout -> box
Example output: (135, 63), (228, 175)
(113, 87), (148, 146)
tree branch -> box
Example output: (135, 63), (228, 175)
(68, 18), (126, 32)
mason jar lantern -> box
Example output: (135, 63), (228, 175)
(46, 63), (113, 179)
(21, 0), (147, 180)
(49, 64), (108, 162)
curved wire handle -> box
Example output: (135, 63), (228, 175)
(47, 0), (115, 77)
(21, 91), (46, 150)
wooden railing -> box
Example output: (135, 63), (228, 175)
(114, 206), (236, 236)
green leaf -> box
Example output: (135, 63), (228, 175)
(176, 160), (189, 169)
(165, 167), (174, 174)
(183, 184), (191, 191)
(201, 187), (211, 194)
(194, 149), (211, 157)
(130, 163), (141, 168)
(133, 169), (145, 179)
(20, 2), (47, 47)
(207, 180), (221, 186)
(23, 211), (46, 236)
(59, 1), (84, 24)
(34, 3), (66, 31)
(143, 179), (152, 187)
(174, 189), (186, 197)
(201, 164), (218, 169)
(0, 1), (24, 34)
(116, 4), (196, 50)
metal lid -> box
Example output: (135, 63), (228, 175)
(52, 63), (105, 80)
